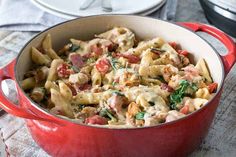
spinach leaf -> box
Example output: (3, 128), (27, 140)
(135, 112), (146, 120)
(71, 66), (80, 73)
(148, 101), (155, 106)
(69, 44), (80, 52)
(79, 104), (86, 109)
(86, 57), (96, 64)
(107, 51), (112, 57)
(169, 80), (198, 110)
(156, 76), (166, 83)
(150, 48), (166, 54)
(112, 90), (125, 96)
(190, 83), (198, 91)
(112, 82), (118, 86)
(110, 58), (122, 70)
(100, 109), (117, 121)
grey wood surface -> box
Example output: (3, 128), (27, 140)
(0, 0), (236, 157)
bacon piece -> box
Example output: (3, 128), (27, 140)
(117, 53), (140, 63)
(108, 95), (127, 113)
(69, 53), (84, 69)
(85, 115), (108, 125)
(161, 83), (174, 92)
(90, 44), (103, 56)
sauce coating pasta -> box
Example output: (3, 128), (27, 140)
(22, 27), (218, 127)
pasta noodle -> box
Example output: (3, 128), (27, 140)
(47, 59), (63, 81)
(195, 58), (213, 83)
(91, 67), (102, 86)
(51, 88), (74, 118)
(31, 47), (51, 66)
(21, 77), (36, 90)
(59, 81), (73, 100)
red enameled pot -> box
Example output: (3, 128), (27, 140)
(0, 15), (235, 157)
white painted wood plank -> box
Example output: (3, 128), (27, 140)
(5, 126), (49, 157)
(0, 31), (12, 40)
(0, 115), (24, 140)
(0, 32), (36, 53)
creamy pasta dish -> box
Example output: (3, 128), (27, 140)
(22, 27), (218, 127)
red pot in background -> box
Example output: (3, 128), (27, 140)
(0, 15), (235, 157)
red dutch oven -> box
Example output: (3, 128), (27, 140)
(0, 15), (235, 157)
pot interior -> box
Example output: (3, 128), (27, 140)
(16, 15), (224, 102)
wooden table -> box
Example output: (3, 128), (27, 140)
(0, 1), (236, 157)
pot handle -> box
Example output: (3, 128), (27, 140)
(0, 59), (60, 123)
(178, 22), (236, 75)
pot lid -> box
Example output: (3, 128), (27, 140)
(208, 0), (236, 13)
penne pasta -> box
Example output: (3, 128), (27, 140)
(21, 77), (36, 90)
(47, 59), (63, 81)
(91, 67), (102, 86)
(59, 81), (73, 100)
(31, 47), (51, 66)
(131, 37), (165, 56)
(72, 92), (103, 105)
(45, 80), (59, 92)
(30, 87), (45, 102)
(51, 88), (74, 118)
(195, 58), (212, 83)
(42, 34), (52, 51)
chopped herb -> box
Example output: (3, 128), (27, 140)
(78, 104), (86, 110)
(100, 109), (117, 121)
(112, 90), (125, 96)
(107, 51), (112, 57)
(135, 112), (145, 120)
(99, 109), (107, 117)
(112, 82), (118, 86)
(191, 83), (198, 91)
(148, 101), (155, 106)
(156, 76), (166, 83)
(86, 57), (96, 64)
(110, 58), (122, 70)
(181, 80), (198, 95)
(169, 80), (198, 110)
(159, 119), (165, 123)
(69, 44), (80, 52)
(150, 48), (166, 54)
(71, 66), (80, 73)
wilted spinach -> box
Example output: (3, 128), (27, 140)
(169, 80), (198, 110)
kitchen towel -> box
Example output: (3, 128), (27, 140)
(0, 0), (65, 31)
(0, 0), (178, 32)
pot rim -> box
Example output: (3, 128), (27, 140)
(14, 14), (225, 130)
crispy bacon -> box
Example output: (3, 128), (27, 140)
(85, 115), (108, 125)
(69, 53), (84, 69)
(90, 44), (103, 56)
(161, 83), (174, 92)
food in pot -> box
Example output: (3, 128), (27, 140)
(21, 27), (218, 127)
